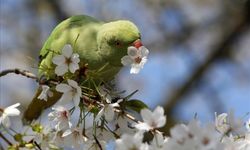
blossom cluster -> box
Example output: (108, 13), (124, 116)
(1, 44), (249, 150)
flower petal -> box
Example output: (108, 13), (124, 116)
(73, 95), (80, 107)
(127, 46), (139, 58)
(104, 105), (115, 122)
(56, 84), (72, 93)
(135, 122), (151, 131)
(4, 103), (20, 116)
(139, 46), (149, 57)
(0, 115), (10, 128)
(121, 56), (133, 66)
(156, 117), (166, 128)
(71, 53), (80, 63)
(57, 92), (73, 105)
(140, 109), (153, 123)
(130, 58), (147, 74)
(62, 129), (72, 137)
(69, 63), (79, 73)
(55, 65), (68, 76)
(153, 106), (164, 117)
(52, 55), (65, 65)
(130, 65), (141, 74)
(38, 85), (50, 101)
(62, 44), (73, 58)
(67, 79), (78, 89)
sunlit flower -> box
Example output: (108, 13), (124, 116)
(188, 121), (223, 150)
(0, 103), (20, 128)
(48, 106), (72, 131)
(236, 133), (250, 150)
(34, 126), (53, 150)
(95, 98), (121, 122)
(38, 85), (53, 101)
(167, 120), (224, 150)
(62, 127), (87, 149)
(215, 112), (246, 135)
(121, 46), (149, 74)
(85, 127), (114, 142)
(56, 79), (82, 107)
(135, 106), (166, 131)
(150, 132), (169, 150)
(245, 118), (250, 132)
(116, 115), (136, 135)
(116, 131), (149, 150)
(215, 112), (230, 133)
(53, 131), (65, 147)
(95, 103), (119, 122)
(52, 44), (80, 76)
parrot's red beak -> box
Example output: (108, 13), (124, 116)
(132, 39), (143, 49)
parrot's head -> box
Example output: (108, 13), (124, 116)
(97, 20), (144, 66)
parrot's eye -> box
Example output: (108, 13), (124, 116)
(113, 40), (122, 47)
(115, 41), (121, 46)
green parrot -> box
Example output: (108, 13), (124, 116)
(23, 15), (145, 121)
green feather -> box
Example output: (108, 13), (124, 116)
(24, 15), (141, 121)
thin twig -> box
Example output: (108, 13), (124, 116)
(83, 95), (142, 124)
(0, 68), (144, 125)
(33, 140), (42, 150)
(93, 135), (103, 150)
(0, 68), (59, 85)
(1, 68), (161, 136)
(0, 69), (38, 81)
(0, 132), (12, 146)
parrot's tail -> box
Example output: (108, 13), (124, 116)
(23, 87), (61, 123)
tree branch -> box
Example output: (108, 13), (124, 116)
(0, 132), (12, 146)
(0, 69), (38, 81)
(163, 1), (250, 132)
(0, 68), (161, 135)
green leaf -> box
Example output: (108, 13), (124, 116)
(125, 99), (148, 113)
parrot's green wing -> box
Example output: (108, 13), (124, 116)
(38, 15), (105, 79)
(24, 15), (142, 122)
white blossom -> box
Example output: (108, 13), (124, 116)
(48, 106), (72, 131)
(85, 127), (114, 142)
(215, 112), (230, 133)
(95, 99), (121, 122)
(189, 121), (223, 150)
(222, 135), (239, 150)
(245, 118), (250, 132)
(235, 133), (250, 150)
(99, 86), (112, 103)
(53, 131), (65, 147)
(56, 79), (82, 107)
(34, 127), (54, 150)
(121, 46), (149, 74)
(52, 44), (80, 76)
(116, 116), (136, 135)
(0, 103), (20, 128)
(116, 131), (149, 150)
(215, 112), (246, 135)
(167, 120), (224, 150)
(135, 106), (166, 131)
(38, 85), (53, 101)
(150, 132), (169, 150)
(62, 127), (87, 149)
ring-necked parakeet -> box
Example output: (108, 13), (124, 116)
(24, 15), (147, 121)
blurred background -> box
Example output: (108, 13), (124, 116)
(1, 0), (250, 133)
